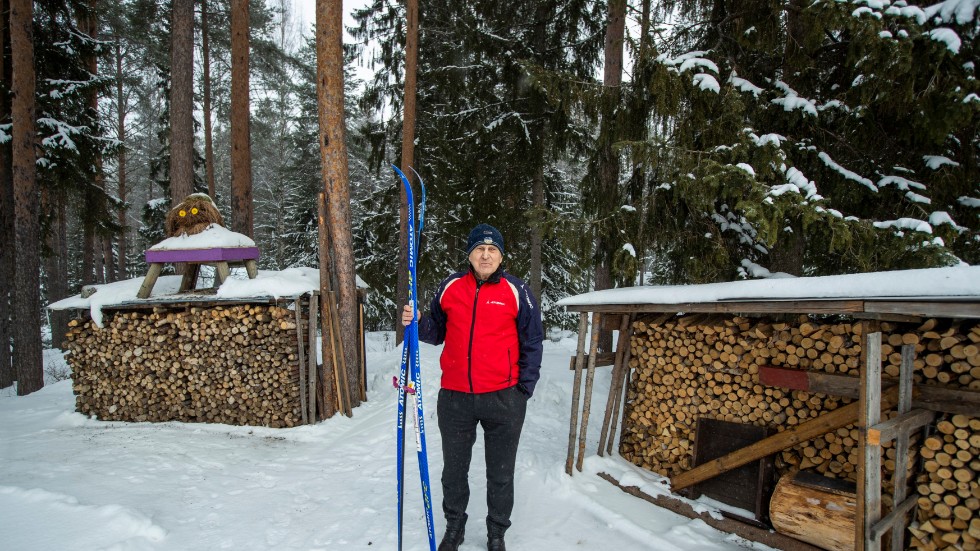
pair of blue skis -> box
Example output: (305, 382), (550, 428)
(392, 165), (436, 551)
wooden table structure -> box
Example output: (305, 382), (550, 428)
(137, 246), (260, 299)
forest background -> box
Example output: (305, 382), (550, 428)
(1, 0), (977, 393)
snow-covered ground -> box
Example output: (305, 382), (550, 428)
(0, 332), (770, 551)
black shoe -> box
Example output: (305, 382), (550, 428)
(488, 536), (506, 551)
(438, 527), (465, 551)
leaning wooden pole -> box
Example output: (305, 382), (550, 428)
(606, 314), (635, 456)
(565, 313), (589, 475)
(576, 312), (603, 472)
(316, 193), (337, 419)
(598, 314), (630, 456)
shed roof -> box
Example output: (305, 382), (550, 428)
(557, 266), (980, 318)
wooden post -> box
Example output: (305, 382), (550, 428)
(308, 292), (319, 423)
(857, 324), (881, 551)
(607, 314), (634, 456)
(577, 311), (603, 472)
(598, 314), (630, 456)
(887, 344), (915, 551)
(295, 297), (307, 425)
(565, 313), (589, 475)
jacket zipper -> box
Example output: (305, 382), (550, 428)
(466, 279), (483, 393)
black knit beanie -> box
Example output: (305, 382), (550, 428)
(466, 224), (505, 256)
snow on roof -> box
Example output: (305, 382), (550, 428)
(557, 265), (980, 307)
(149, 224), (256, 250)
(49, 268), (322, 327)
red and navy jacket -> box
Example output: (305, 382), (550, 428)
(418, 267), (544, 396)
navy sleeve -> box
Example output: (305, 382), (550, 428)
(510, 275), (544, 397)
(417, 278), (449, 346)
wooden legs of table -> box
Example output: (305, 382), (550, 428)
(215, 262), (231, 285)
(137, 263), (163, 299)
(137, 258), (256, 299)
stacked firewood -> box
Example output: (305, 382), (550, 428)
(620, 314), (978, 548)
(911, 414), (980, 550)
(64, 304), (306, 428)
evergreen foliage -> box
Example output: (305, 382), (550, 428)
(624, 0), (978, 283)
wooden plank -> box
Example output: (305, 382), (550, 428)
(867, 409), (935, 445)
(598, 472), (824, 551)
(576, 312), (602, 472)
(870, 494), (919, 541)
(565, 313), (590, 475)
(888, 345), (916, 551)
(858, 327), (882, 551)
(562, 299), (868, 315)
(145, 246), (259, 263)
(561, 299), (980, 319)
(864, 300), (980, 319)
(759, 366), (809, 390)
(759, 365), (980, 415)
(567, 353), (615, 370)
(669, 385), (900, 491)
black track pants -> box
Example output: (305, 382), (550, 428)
(437, 386), (527, 536)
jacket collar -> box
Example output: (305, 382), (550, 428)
(469, 265), (504, 285)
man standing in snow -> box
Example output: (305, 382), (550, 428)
(402, 223), (544, 551)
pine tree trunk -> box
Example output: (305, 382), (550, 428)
(0, 0), (14, 389)
(396, 0), (418, 344)
(201, 0), (216, 200)
(231, 0), (253, 238)
(169, 0), (195, 204)
(42, 188), (69, 350)
(529, 159), (544, 300)
(116, 39), (128, 280)
(316, 0), (361, 411)
(11, 0), (43, 395)
(595, 0), (626, 353)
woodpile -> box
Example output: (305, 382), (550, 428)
(64, 303), (309, 428)
(911, 414), (980, 550)
(621, 314), (979, 550)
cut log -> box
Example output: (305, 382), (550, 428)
(770, 472), (856, 551)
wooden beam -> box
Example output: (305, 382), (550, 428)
(560, 299), (980, 319)
(867, 409), (935, 445)
(561, 299), (868, 315)
(568, 352), (615, 370)
(669, 385), (900, 491)
(759, 365), (980, 415)
(858, 329), (882, 551)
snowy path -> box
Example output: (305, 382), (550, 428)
(0, 337), (769, 551)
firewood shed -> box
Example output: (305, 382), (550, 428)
(558, 266), (980, 551)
